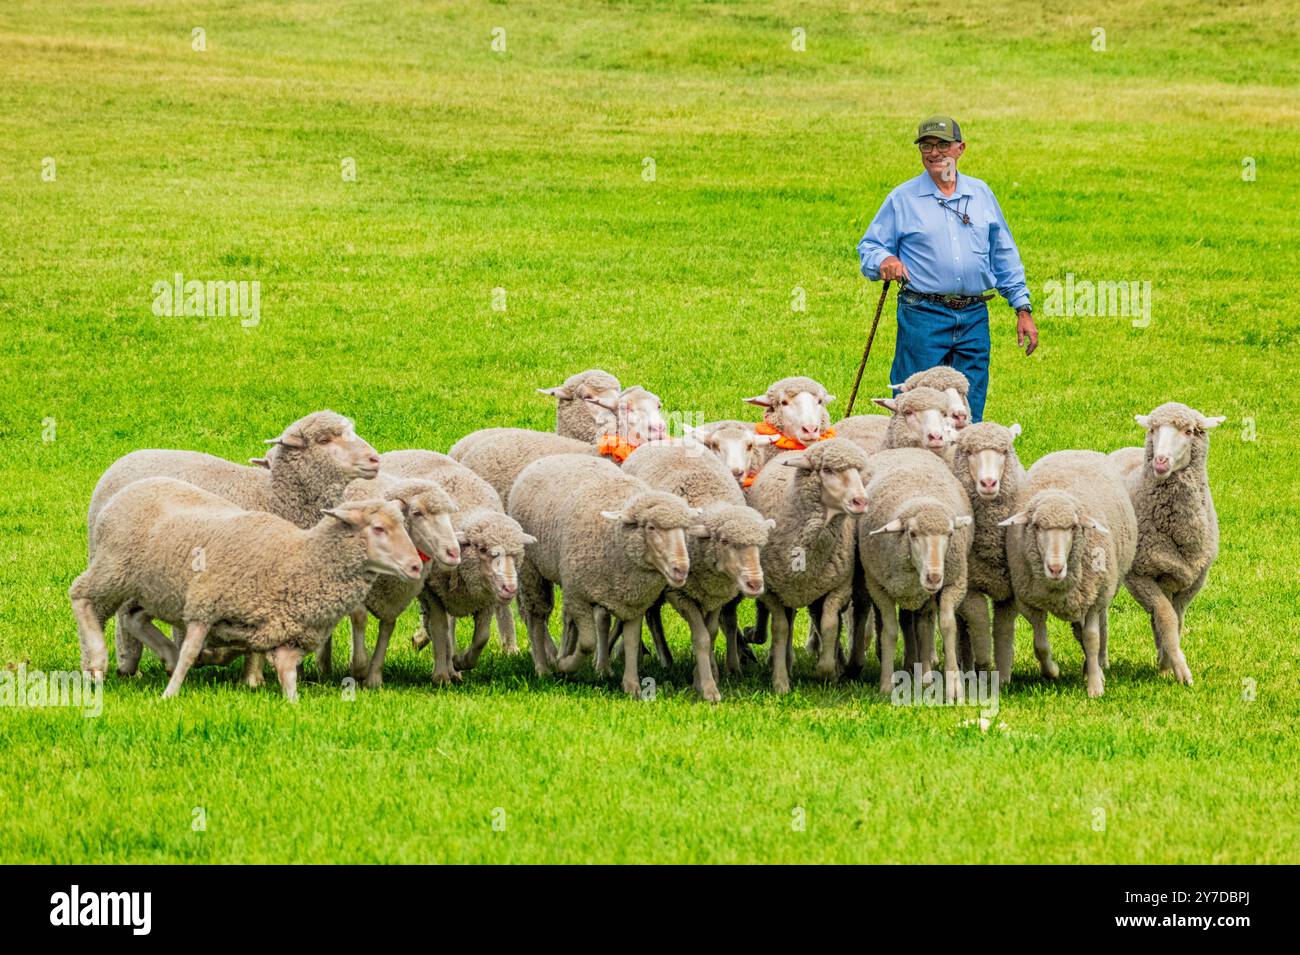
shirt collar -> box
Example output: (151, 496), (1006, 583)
(915, 170), (971, 200)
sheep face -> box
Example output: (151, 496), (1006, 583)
(690, 425), (777, 484)
(405, 495), (462, 568)
(1135, 404), (1225, 480)
(539, 370), (621, 432)
(870, 503), (972, 593)
(694, 509), (773, 597)
(1001, 491), (1109, 585)
(601, 493), (697, 587)
(956, 424), (1021, 499)
(326, 499), (423, 581)
(944, 389), (971, 429)
(458, 519), (536, 601)
(588, 386), (668, 446)
(267, 411), (381, 481)
(874, 388), (952, 452)
(745, 377), (833, 446)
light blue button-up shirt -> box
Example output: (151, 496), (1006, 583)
(857, 171), (1030, 310)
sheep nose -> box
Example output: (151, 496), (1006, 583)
(925, 572), (943, 588)
(979, 478), (999, 493)
(847, 496), (868, 513)
(444, 546), (461, 563)
(926, 431), (945, 444)
(731, 466), (745, 478)
(953, 415), (968, 428)
(1047, 562), (1064, 577)
(367, 453), (380, 465)
(1153, 455), (1170, 473)
(500, 581), (517, 597)
(668, 564), (688, 583)
(407, 561), (422, 577)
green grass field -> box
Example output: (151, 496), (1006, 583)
(2, 0), (1298, 863)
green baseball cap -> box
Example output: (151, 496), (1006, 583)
(914, 115), (963, 143)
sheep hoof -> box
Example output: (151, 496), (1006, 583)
(1086, 675), (1105, 698)
(621, 676), (641, 698)
(1172, 656), (1193, 685)
(362, 673), (383, 690)
(431, 668), (462, 686)
(842, 661), (864, 680)
(1040, 661), (1060, 680)
(555, 653), (584, 675)
(695, 682), (722, 703)
(814, 660), (840, 682)
(772, 677), (791, 695)
(452, 654), (472, 671)
(411, 631), (429, 652)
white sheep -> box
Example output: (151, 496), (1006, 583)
(741, 376), (836, 472)
(537, 369), (621, 442)
(508, 454), (699, 696)
(1000, 451), (1137, 698)
(681, 420), (776, 488)
(855, 448), (975, 701)
(622, 442), (772, 699)
(1113, 402), (1224, 685)
(70, 477), (420, 699)
(745, 439), (869, 692)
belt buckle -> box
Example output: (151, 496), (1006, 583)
(942, 295), (964, 308)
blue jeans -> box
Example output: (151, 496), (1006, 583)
(890, 291), (991, 422)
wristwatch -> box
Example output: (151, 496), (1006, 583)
(1017, 304), (1033, 314)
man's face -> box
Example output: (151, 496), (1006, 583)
(918, 137), (965, 178)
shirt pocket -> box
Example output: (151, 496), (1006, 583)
(966, 218), (991, 257)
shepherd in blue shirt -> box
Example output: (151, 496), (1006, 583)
(857, 115), (1038, 422)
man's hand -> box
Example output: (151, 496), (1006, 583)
(1016, 309), (1038, 356)
(879, 256), (910, 283)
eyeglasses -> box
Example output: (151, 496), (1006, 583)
(918, 141), (956, 154)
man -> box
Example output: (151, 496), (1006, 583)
(857, 115), (1037, 422)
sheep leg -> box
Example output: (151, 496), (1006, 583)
(721, 597), (744, 675)
(846, 597), (869, 679)
(916, 608), (938, 687)
(421, 592), (461, 685)
(959, 592), (992, 672)
(745, 601), (770, 646)
(161, 621), (209, 699)
(814, 595), (844, 682)
(1082, 607), (1105, 698)
(667, 593), (720, 702)
(804, 600), (821, 655)
(363, 617), (396, 689)
(517, 562), (555, 677)
(493, 600), (519, 654)
(412, 602), (431, 652)
(620, 616), (644, 697)
(1098, 610), (1109, 671)
(347, 608), (370, 679)
(1024, 607), (1059, 679)
(865, 584), (900, 695)
(242, 652), (266, 688)
(645, 601), (674, 668)
(454, 609), (493, 672)
(937, 595), (963, 703)
(124, 606), (178, 672)
(558, 599), (597, 675)
(704, 609), (721, 682)
(763, 597), (793, 694)
(70, 595), (111, 681)
(992, 598), (1017, 684)
(317, 634), (333, 679)
(899, 609), (918, 673)
(268, 644), (305, 702)
(1126, 574), (1191, 685)
(114, 607), (145, 676)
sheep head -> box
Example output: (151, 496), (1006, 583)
(954, 422), (1022, 500)
(782, 438), (869, 522)
(265, 410), (380, 482)
(1000, 490), (1109, 585)
(587, 385), (668, 447)
(601, 491), (698, 587)
(382, 479), (461, 568)
(893, 366), (972, 429)
(1134, 402), (1224, 480)
(454, 511), (536, 602)
(322, 499), (422, 581)
(691, 503), (774, 597)
(744, 376), (834, 446)
(869, 497), (973, 593)
(874, 386), (953, 453)
(684, 422), (777, 485)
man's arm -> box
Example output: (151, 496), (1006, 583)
(987, 189), (1038, 355)
(857, 194), (900, 281)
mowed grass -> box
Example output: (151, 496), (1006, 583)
(1, 0), (1298, 863)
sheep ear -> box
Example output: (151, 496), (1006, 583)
(953, 515), (974, 528)
(754, 433), (780, 445)
(1199, 415), (1226, 430)
(268, 429), (307, 449)
(1134, 414), (1151, 429)
(585, 395), (619, 413)
(782, 453), (812, 470)
(248, 456), (271, 469)
(998, 512), (1030, 527)
(888, 382), (908, 391)
(872, 397), (899, 412)
(322, 506), (367, 528)
(1008, 423), (1022, 440)
(824, 394), (836, 404)
(1083, 516), (1111, 535)
(763, 518), (777, 531)
(519, 533), (538, 546)
(537, 385), (571, 400)
(868, 518), (904, 536)
(687, 524), (710, 538)
(689, 507), (704, 518)
(600, 510), (627, 523)
(743, 394), (772, 408)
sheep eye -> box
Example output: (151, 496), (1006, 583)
(317, 435), (333, 444)
(646, 523), (656, 532)
(372, 525), (386, 535)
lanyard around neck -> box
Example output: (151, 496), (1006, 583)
(936, 195), (971, 226)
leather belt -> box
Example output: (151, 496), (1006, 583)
(904, 289), (995, 309)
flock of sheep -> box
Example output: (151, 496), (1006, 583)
(69, 367), (1223, 702)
